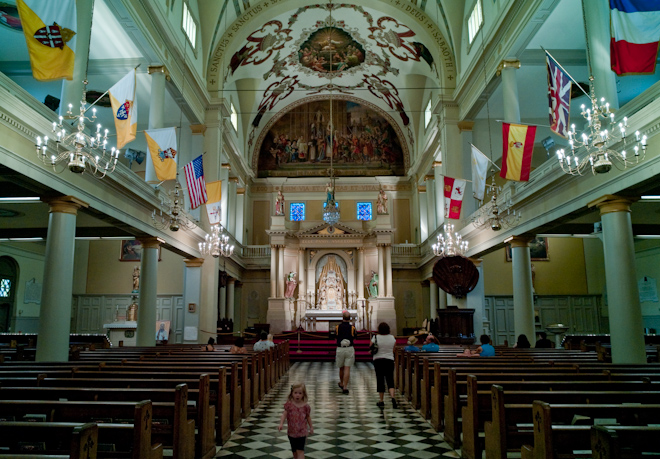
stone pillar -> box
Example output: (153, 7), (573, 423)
(136, 237), (162, 346)
(183, 258), (204, 344)
(508, 236), (536, 342)
(437, 286), (447, 311)
(235, 188), (245, 244)
(145, 66), (168, 183)
(227, 178), (238, 236)
(497, 59), (521, 124)
(270, 245), (277, 297)
(219, 279), (227, 319)
(357, 248), (365, 301)
(433, 162), (445, 229)
(419, 186), (429, 242)
(589, 195), (645, 363)
(227, 278), (235, 325)
(377, 245), (385, 298)
(59, 0), (93, 116)
(36, 197), (88, 362)
(425, 176), (437, 234)
(385, 245), (393, 297)
(429, 278), (438, 320)
(583, 0), (619, 109)
(199, 256), (219, 344)
(298, 249), (306, 301)
(277, 246), (285, 298)
(220, 164), (230, 227)
(468, 258), (485, 337)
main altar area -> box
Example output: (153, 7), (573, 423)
(266, 213), (396, 333)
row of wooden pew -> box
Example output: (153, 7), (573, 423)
(0, 341), (289, 458)
(394, 345), (660, 458)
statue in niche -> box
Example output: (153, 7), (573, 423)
(368, 270), (378, 298)
(275, 190), (285, 216)
(285, 272), (297, 298)
(377, 189), (388, 214)
(132, 266), (140, 293)
(316, 255), (346, 310)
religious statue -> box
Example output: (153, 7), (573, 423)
(132, 266), (140, 293)
(316, 255), (346, 310)
(368, 270), (378, 298)
(275, 190), (285, 216)
(285, 271), (297, 298)
(325, 182), (334, 203)
(377, 189), (388, 214)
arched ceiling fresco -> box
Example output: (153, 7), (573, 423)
(206, 1), (456, 176)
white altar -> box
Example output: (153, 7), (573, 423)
(103, 321), (137, 347)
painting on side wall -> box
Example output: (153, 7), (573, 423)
(505, 237), (549, 262)
(120, 240), (161, 262)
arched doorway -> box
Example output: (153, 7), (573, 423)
(0, 256), (19, 333)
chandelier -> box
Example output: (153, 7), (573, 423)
(152, 182), (196, 232)
(35, 80), (119, 178)
(199, 224), (234, 258)
(470, 176), (521, 231)
(432, 224), (468, 256)
(556, 78), (647, 175)
(323, 184), (340, 226)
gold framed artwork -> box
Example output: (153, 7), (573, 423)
(506, 237), (549, 262)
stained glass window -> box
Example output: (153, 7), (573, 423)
(357, 202), (372, 221)
(290, 202), (305, 221)
(0, 279), (10, 297)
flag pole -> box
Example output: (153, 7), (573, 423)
(542, 47), (591, 99)
(85, 63), (142, 114)
(469, 143), (501, 171)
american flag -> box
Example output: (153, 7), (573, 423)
(546, 51), (572, 138)
(184, 155), (207, 209)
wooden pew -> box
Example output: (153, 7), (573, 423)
(591, 425), (660, 458)
(0, 421), (98, 458)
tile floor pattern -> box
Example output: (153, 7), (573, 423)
(215, 361), (460, 458)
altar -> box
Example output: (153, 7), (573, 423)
(103, 321), (137, 347)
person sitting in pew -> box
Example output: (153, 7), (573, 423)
(254, 331), (275, 352)
(535, 332), (553, 348)
(421, 334), (439, 352)
(459, 334), (495, 357)
(513, 334), (531, 349)
(230, 337), (247, 354)
(404, 336), (420, 352)
(204, 338), (215, 351)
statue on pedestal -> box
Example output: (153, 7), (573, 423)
(132, 266), (140, 293)
(275, 190), (285, 216)
(377, 189), (388, 214)
(368, 270), (378, 298)
(285, 271), (297, 298)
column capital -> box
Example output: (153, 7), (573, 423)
(469, 258), (483, 267)
(184, 257), (204, 267)
(190, 124), (207, 135)
(221, 163), (231, 170)
(138, 237), (165, 249)
(227, 278), (236, 285)
(588, 195), (639, 215)
(496, 58), (521, 76)
(505, 236), (534, 248)
(228, 177), (239, 184)
(429, 277), (436, 285)
(42, 196), (89, 215)
(457, 120), (475, 132)
(432, 161), (442, 168)
(148, 65), (170, 80)
(424, 175), (435, 182)
(237, 187), (245, 195)
(418, 185), (426, 193)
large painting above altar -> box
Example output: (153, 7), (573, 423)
(256, 99), (406, 177)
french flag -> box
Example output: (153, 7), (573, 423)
(610, 0), (660, 75)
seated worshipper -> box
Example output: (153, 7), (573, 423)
(404, 336), (420, 352)
(535, 332), (553, 348)
(267, 333), (275, 345)
(513, 334), (531, 349)
(459, 334), (496, 357)
(230, 337), (247, 354)
(421, 334), (440, 352)
(253, 331), (274, 351)
(203, 337), (215, 351)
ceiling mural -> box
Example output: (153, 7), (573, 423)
(254, 98), (407, 178)
(298, 26), (365, 73)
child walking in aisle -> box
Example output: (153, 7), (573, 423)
(278, 383), (314, 459)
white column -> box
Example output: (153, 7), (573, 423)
(467, 258), (485, 337)
(220, 165), (230, 227)
(429, 278), (438, 320)
(385, 245), (393, 297)
(590, 196), (645, 363)
(59, 0), (93, 116)
(499, 59), (521, 124)
(145, 66), (167, 184)
(227, 278), (235, 325)
(36, 197), (88, 362)
(433, 163), (445, 229)
(426, 177), (437, 234)
(219, 282), (227, 319)
(298, 249), (305, 301)
(183, 258), (204, 344)
(437, 286), (447, 311)
(235, 188), (245, 244)
(377, 245), (385, 298)
(277, 246), (285, 298)
(583, 0), (619, 108)
(136, 237), (162, 346)
(509, 236), (536, 342)
(357, 248), (365, 301)
(227, 179), (237, 236)
(419, 188), (429, 242)
(270, 245), (277, 297)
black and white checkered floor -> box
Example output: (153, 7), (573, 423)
(215, 361), (460, 458)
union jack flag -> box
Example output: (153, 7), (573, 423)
(546, 51), (572, 138)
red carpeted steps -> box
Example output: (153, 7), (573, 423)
(274, 332), (407, 362)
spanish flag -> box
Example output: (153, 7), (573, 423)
(144, 127), (177, 182)
(16, 0), (76, 81)
(500, 122), (536, 182)
(108, 70), (138, 149)
(205, 181), (222, 225)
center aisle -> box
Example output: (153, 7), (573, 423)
(216, 361), (459, 458)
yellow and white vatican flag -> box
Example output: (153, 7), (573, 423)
(144, 127), (178, 182)
(205, 181), (222, 225)
(108, 69), (138, 149)
(16, 0), (77, 81)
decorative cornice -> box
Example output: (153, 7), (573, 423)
(147, 65), (171, 81)
(588, 195), (638, 215)
(189, 124), (206, 135)
(457, 120), (475, 132)
(42, 196), (89, 215)
(496, 58), (521, 76)
(184, 257), (205, 267)
(138, 237), (165, 249)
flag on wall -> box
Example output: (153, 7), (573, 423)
(184, 155), (207, 209)
(471, 144), (489, 201)
(108, 69), (138, 148)
(205, 180), (222, 224)
(500, 122), (536, 182)
(610, 0), (660, 75)
(546, 51), (571, 138)
(443, 176), (466, 220)
(144, 127), (177, 182)
(16, 0), (76, 81)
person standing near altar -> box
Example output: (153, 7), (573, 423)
(335, 310), (356, 395)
